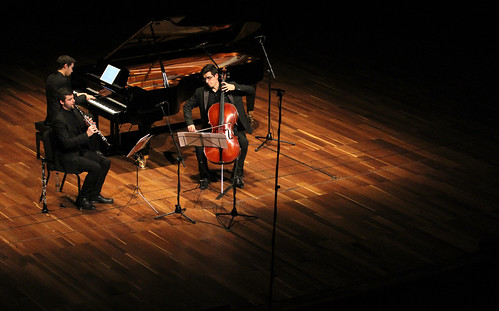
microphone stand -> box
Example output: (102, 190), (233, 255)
(150, 23), (194, 223)
(255, 35), (295, 151)
(200, 42), (221, 72)
(155, 102), (195, 223)
(268, 87), (285, 309)
(150, 22), (170, 88)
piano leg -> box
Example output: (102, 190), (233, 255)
(110, 119), (120, 147)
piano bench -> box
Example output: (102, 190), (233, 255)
(35, 121), (50, 159)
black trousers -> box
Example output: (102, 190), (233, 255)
(76, 150), (111, 197)
(194, 130), (248, 180)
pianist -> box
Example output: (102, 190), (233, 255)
(45, 55), (95, 124)
(183, 64), (254, 189)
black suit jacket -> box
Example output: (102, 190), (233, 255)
(183, 82), (254, 134)
(45, 72), (86, 123)
(52, 109), (90, 172)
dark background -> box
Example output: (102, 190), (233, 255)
(3, 1), (497, 124)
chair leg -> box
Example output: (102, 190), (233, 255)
(59, 173), (80, 195)
(36, 131), (42, 159)
(76, 174), (81, 197)
(59, 173), (68, 192)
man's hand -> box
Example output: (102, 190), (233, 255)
(221, 82), (235, 92)
(76, 92), (96, 101)
(86, 124), (97, 137)
(187, 125), (196, 132)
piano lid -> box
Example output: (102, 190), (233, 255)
(104, 17), (261, 63)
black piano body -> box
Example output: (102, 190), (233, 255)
(73, 17), (264, 153)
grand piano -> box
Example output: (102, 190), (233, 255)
(73, 16), (264, 153)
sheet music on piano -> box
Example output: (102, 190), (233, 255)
(100, 64), (121, 85)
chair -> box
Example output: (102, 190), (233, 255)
(38, 126), (81, 211)
(35, 121), (50, 159)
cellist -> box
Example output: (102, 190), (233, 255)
(183, 64), (255, 190)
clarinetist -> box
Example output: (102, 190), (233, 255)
(52, 87), (114, 210)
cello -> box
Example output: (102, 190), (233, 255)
(204, 68), (241, 164)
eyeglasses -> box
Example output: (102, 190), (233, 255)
(204, 75), (216, 81)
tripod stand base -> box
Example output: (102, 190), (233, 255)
(123, 186), (159, 215)
(155, 204), (196, 223)
(216, 207), (258, 230)
(255, 133), (295, 151)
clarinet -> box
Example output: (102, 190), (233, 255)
(73, 104), (111, 148)
(40, 157), (48, 213)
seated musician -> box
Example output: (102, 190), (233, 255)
(183, 64), (254, 189)
(52, 87), (113, 210)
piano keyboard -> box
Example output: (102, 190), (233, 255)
(85, 87), (127, 116)
(87, 98), (123, 115)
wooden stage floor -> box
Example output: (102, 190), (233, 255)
(1, 30), (499, 310)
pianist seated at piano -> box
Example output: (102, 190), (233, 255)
(183, 64), (254, 190)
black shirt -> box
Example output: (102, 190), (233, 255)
(207, 89), (229, 109)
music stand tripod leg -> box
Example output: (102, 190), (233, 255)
(121, 163), (159, 215)
(155, 157), (196, 223)
(120, 134), (160, 215)
(136, 187), (159, 214)
(154, 204), (196, 223)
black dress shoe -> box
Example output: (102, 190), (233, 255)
(76, 196), (96, 210)
(90, 195), (114, 204)
(200, 178), (210, 190)
(234, 177), (244, 189)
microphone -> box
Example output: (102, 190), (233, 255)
(255, 35), (266, 42)
(195, 41), (209, 48)
(155, 101), (169, 108)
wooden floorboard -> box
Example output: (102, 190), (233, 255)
(2, 19), (499, 311)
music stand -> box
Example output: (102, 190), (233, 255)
(177, 131), (230, 196)
(154, 131), (196, 223)
(122, 133), (159, 215)
(177, 131), (228, 148)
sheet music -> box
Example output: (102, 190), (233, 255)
(177, 132), (228, 149)
(126, 133), (154, 158)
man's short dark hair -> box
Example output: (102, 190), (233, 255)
(201, 64), (218, 76)
(56, 55), (76, 70)
(57, 87), (73, 102)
